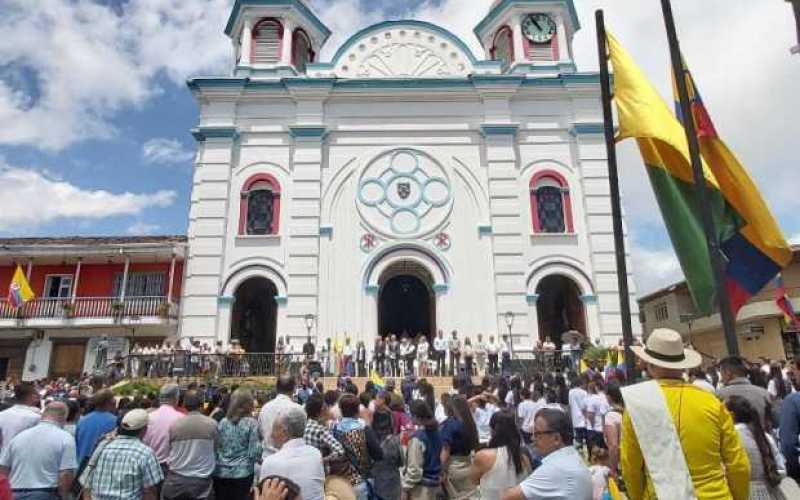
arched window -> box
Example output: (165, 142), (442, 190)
(491, 26), (514, 69)
(530, 171), (574, 233)
(240, 174), (281, 235)
(292, 29), (314, 73)
(252, 18), (283, 65)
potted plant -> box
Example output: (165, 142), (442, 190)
(111, 301), (125, 317)
(157, 302), (171, 319)
(61, 302), (75, 318)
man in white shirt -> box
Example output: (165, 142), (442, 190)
(0, 401), (76, 500)
(0, 382), (41, 455)
(567, 376), (589, 452)
(475, 334), (487, 376)
(517, 387), (546, 442)
(342, 337), (354, 376)
(433, 330), (448, 376)
(260, 406), (324, 500)
(486, 336), (499, 375)
(584, 382), (609, 456)
(502, 409), (592, 500)
(258, 375), (302, 460)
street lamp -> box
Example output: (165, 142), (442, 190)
(504, 311), (515, 358)
(304, 313), (316, 342)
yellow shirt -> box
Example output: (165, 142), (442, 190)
(620, 379), (750, 500)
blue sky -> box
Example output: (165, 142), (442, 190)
(0, 0), (798, 294)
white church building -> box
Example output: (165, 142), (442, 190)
(179, 0), (641, 354)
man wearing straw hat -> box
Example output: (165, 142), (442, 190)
(620, 328), (750, 500)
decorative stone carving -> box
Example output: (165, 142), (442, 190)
(357, 149), (453, 239)
(335, 26), (473, 78)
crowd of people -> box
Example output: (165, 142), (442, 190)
(1, 327), (800, 499)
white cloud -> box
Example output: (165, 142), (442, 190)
(142, 138), (195, 165)
(630, 243), (684, 297)
(0, 0), (233, 150)
(0, 163), (176, 230)
(127, 221), (162, 235)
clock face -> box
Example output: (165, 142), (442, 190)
(522, 13), (557, 44)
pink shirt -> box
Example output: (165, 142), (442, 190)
(142, 404), (184, 464)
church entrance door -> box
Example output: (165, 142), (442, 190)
(231, 277), (278, 352)
(536, 275), (586, 348)
(378, 261), (435, 340)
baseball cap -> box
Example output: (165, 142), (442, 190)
(121, 409), (149, 431)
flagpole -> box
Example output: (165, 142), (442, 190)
(660, 0), (740, 356)
(595, 10), (636, 380)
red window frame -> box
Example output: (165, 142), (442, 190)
(530, 170), (574, 233)
(291, 28), (315, 68)
(251, 18), (284, 63)
(490, 25), (514, 63)
(239, 173), (281, 235)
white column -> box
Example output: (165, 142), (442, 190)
(120, 256), (130, 301)
(511, 15), (526, 64)
(71, 259), (81, 304)
(167, 254), (176, 304)
(555, 14), (569, 62)
(241, 18), (253, 66)
(281, 18), (294, 66)
(25, 260), (32, 281)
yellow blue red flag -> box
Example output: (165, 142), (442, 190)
(369, 370), (386, 390)
(672, 60), (791, 316)
(8, 265), (34, 308)
(607, 31), (791, 316)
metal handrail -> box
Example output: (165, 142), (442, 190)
(0, 296), (175, 320)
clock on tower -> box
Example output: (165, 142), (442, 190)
(522, 14), (557, 44)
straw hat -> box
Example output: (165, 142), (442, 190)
(631, 328), (701, 370)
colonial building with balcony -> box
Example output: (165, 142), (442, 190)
(0, 236), (185, 381)
(638, 246), (800, 361)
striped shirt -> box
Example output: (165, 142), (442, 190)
(81, 435), (163, 500)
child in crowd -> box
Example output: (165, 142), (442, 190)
(589, 447), (611, 500)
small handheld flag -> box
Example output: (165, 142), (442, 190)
(775, 275), (799, 328)
(369, 370), (386, 391)
(8, 265), (34, 309)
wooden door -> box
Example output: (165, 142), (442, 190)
(50, 342), (87, 378)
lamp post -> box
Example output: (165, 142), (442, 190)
(304, 313), (316, 343)
(504, 311), (515, 358)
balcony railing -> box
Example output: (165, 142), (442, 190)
(0, 296), (175, 321)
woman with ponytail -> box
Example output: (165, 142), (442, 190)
(725, 395), (786, 499)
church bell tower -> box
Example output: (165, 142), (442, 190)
(226, 0), (331, 77)
(474, 0), (579, 74)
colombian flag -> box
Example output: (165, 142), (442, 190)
(775, 275), (799, 328)
(7, 265), (34, 308)
(607, 33), (791, 317)
(672, 62), (791, 316)
(369, 370), (386, 391)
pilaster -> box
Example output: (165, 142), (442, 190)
(285, 126), (326, 342)
(181, 127), (239, 341)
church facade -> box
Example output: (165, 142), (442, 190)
(179, 0), (641, 354)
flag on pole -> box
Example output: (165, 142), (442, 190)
(7, 265), (34, 308)
(775, 275), (799, 328)
(672, 62), (792, 316)
(606, 32), (791, 316)
(369, 370), (386, 391)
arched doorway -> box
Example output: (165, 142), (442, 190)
(231, 277), (278, 352)
(378, 261), (435, 340)
(536, 275), (586, 348)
